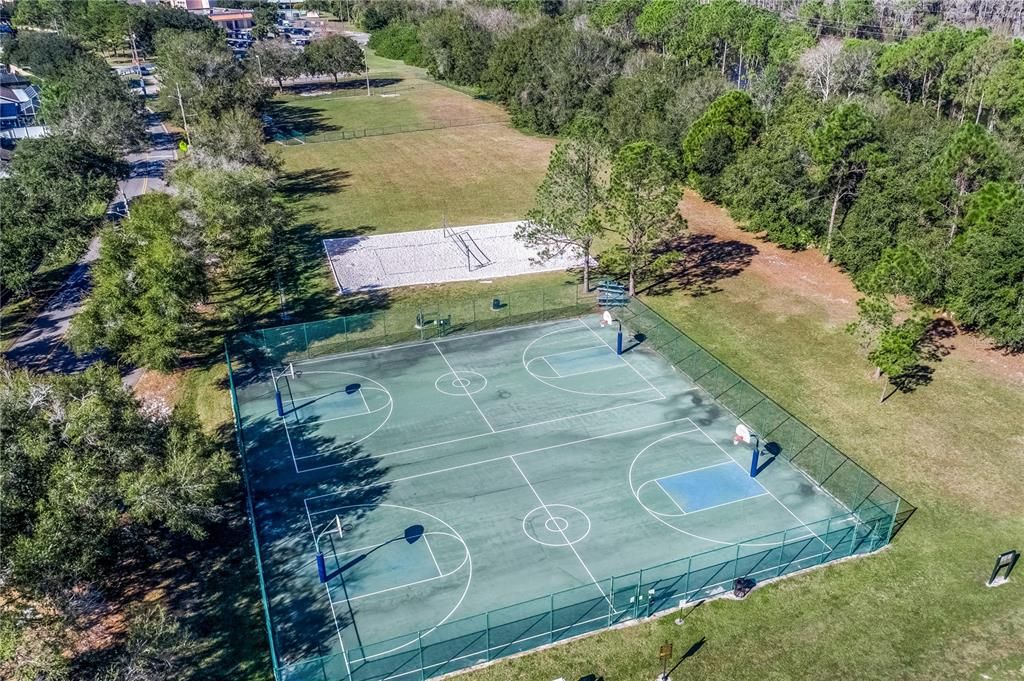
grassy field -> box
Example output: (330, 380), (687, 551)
(270, 52), (552, 236)
(174, 43), (1024, 681)
(454, 250), (1024, 681)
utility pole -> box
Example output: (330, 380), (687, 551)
(176, 84), (192, 147)
(127, 20), (145, 97)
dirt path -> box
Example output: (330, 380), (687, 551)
(678, 191), (1024, 386)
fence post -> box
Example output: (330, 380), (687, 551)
(541, 288), (546, 320)
(342, 315), (348, 352)
(683, 557), (691, 600)
(485, 610), (491, 661)
(382, 313), (387, 343)
(302, 323), (309, 358)
(733, 544), (741, 582)
(417, 628), (425, 681)
(549, 594), (555, 644)
(608, 575), (615, 624)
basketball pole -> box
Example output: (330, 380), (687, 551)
(749, 434), (761, 477)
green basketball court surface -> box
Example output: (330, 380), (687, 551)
(227, 297), (910, 681)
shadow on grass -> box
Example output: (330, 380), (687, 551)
(267, 102), (341, 138)
(281, 77), (403, 97)
(642, 233), (758, 297)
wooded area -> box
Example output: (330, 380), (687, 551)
(358, 0), (1023, 353)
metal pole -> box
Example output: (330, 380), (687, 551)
(176, 84), (192, 146)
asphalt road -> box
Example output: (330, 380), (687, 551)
(4, 111), (176, 384)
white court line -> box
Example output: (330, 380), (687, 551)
(508, 457), (613, 609)
(653, 460), (735, 481)
(291, 317), (583, 367)
(539, 358), (634, 380)
(422, 534), (443, 577)
(320, 582), (352, 679)
(357, 387), (370, 415)
(330, 550), (467, 606)
(578, 319), (666, 400)
(652, 481), (690, 516)
(542, 356), (561, 378)
(279, 409), (300, 474)
(293, 391), (667, 465)
(307, 420), (701, 507)
(538, 343), (609, 361)
(690, 423), (833, 551)
(654, 482), (771, 516)
(433, 342), (495, 433)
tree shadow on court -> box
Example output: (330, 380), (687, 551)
(241, 409), (394, 664)
(642, 233), (758, 298)
(660, 390), (724, 428)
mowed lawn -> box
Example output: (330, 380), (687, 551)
(271, 49), (549, 236)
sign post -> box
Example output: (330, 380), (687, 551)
(658, 642), (673, 681)
(988, 550), (1019, 587)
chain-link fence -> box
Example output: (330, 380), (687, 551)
(225, 286), (914, 681)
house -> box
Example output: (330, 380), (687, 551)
(0, 84), (41, 130)
(165, 0), (214, 9)
(208, 9), (254, 31)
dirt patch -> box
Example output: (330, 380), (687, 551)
(678, 190), (1024, 386)
(132, 370), (185, 419)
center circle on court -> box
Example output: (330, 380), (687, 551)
(435, 370), (487, 396)
(523, 504), (591, 547)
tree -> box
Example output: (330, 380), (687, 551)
(0, 363), (234, 596)
(946, 182), (1024, 349)
(419, 10), (493, 86)
(808, 102), (880, 261)
(172, 162), (287, 277)
(41, 55), (146, 149)
(304, 34), (365, 84)
(0, 137), (124, 293)
(516, 116), (610, 292)
(799, 37), (843, 101)
(251, 3), (277, 40)
(681, 90), (761, 198)
(918, 123), (1010, 244)
(70, 195), (206, 370)
(96, 604), (195, 681)
(189, 107), (279, 170)
(155, 29), (264, 121)
(0, 29), (85, 77)
(250, 38), (303, 91)
(720, 92), (823, 249)
(847, 295), (929, 402)
(601, 142), (685, 295)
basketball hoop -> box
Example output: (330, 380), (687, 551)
(734, 424), (752, 446)
(600, 310), (614, 327)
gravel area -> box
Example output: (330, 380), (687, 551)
(324, 222), (589, 293)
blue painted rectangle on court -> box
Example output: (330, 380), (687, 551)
(543, 345), (620, 377)
(657, 463), (766, 513)
(290, 389), (367, 423)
